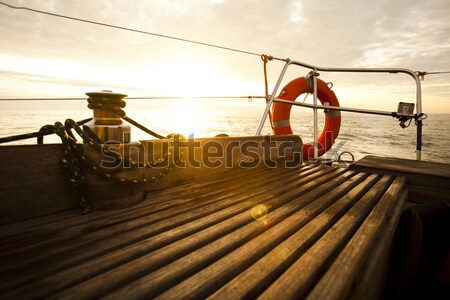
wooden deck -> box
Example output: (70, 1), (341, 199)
(351, 155), (450, 204)
(0, 164), (406, 300)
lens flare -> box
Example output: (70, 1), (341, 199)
(251, 204), (268, 220)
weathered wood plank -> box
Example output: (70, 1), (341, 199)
(352, 156), (450, 178)
(0, 166), (324, 296)
(92, 169), (350, 300)
(0, 210), (81, 238)
(50, 169), (347, 300)
(0, 165), (278, 244)
(209, 173), (378, 300)
(351, 155), (450, 203)
(306, 176), (406, 300)
(0, 167), (306, 292)
(258, 175), (394, 300)
(0, 144), (78, 225)
(0, 167), (283, 250)
(0, 161), (411, 300)
(348, 189), (408, 300)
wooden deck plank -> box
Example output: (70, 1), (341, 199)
(347, 189), (408, 300)
(157, 172), (377, 300)
(0, 165), (277, 240)
(0, 170), (276, 257)
(0, 167), (311, 297)
(0, 166), (325, 296)
(0, 167), (291, 255)
(92, 169), (350, 300)
(352, 155), (450, 178)
(0, 165), (317, 241)
(50, 169), (348, 300)
(306, 176), (406, 300)
(0, 167), (311, 293)
(258, 175), (395, 300)
(209, 173), (378, 300)
(0, 145), (78, 225)
(0, 163), (410, 300)
(0, 210), (81, 238)
(351, 155), (450, 203)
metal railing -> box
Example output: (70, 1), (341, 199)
(255, 59), (424, 161)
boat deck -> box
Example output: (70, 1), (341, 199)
(0, 164), (407, 299)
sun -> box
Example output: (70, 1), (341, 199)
(142, 55), (246, 98)
(167, 97), (210, 137)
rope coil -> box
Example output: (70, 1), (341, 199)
(0, 94), (183, 213)
(39, 118), (182, 212)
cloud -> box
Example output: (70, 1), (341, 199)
(354, 0), (450, 69)
(0, 69), (115, 88)
(0, 0), (449, 112)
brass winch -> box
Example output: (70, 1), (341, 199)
(83, 90), (131, 143)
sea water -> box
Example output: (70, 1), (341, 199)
(1, 99), (449, 164)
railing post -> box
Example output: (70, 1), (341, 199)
(255, 61), (292, 135)
(416, 119), (422, 161)
(413, 73), (423, 161)
(312, 69), (319, 159)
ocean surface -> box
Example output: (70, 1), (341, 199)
(1, 99), (450, 164)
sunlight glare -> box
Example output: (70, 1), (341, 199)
(167, 97), (209, 137)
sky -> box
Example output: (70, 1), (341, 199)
(0, 0), (449, 113)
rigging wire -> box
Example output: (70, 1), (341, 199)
(415, 70), (450, 81)
(419, 71), (450, 75)
(0, 1), (286, 61)
(0, 96), (267, 101)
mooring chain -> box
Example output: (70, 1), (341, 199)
(63, 119), (182, 185)
(68, 118), (171, 169)
(53, 121), (91, 213)
(35, 118), (182, 212)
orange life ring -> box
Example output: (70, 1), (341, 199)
(272, 77), (341, 160)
